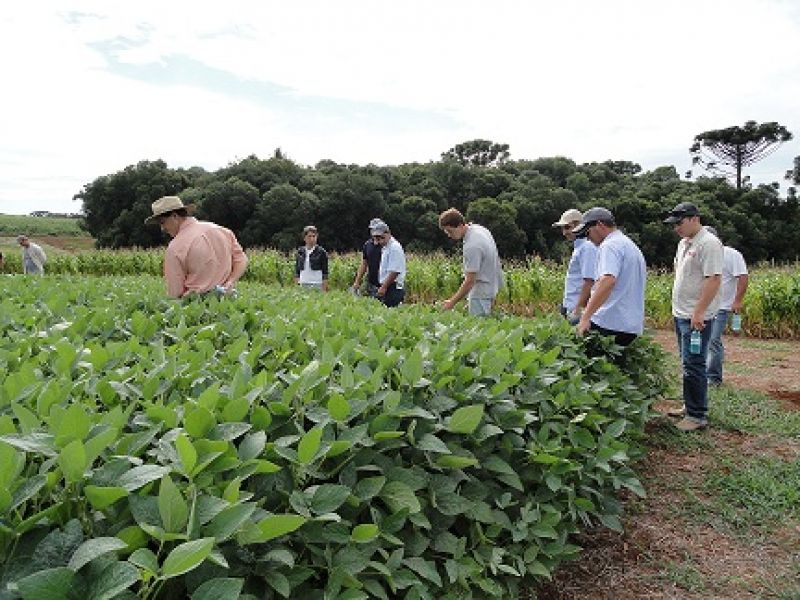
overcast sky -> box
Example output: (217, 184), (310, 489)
(2, 0), (799, 215)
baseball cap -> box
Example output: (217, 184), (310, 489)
(571, 207), (615, 237)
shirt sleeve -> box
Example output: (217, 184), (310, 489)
(731, 250), (748, 276)
(463, 244), (482, 273)
(597, 243), (622, 279)
(580, 243), (598, 280)
(702, 239), (724, 277)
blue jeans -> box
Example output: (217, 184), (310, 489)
(468, 297), (493, 316)
(706, 309), (729, 385)
(674, 317), (714, 423)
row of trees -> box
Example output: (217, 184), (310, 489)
(77, 130), (799, 268)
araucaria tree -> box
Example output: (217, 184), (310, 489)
(690, 120), (793, 189)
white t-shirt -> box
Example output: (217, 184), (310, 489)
(298, 246), (323, 284)
(719, 246), (748, 310)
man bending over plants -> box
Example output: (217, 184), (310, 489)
(144, 195), (248, 298)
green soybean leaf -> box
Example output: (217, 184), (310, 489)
(16, 567), (74, 600)
(266, 572), (292, 598)
(117, 465), (171, 491)
(0, 433), (57, 457)
(447, 405), (484, 435)
(191, 577), (245, 600)
(68, 537), (128, 571)
(161, 537), (215, 579)
(297, 427), (322, 465)
(403, 557), (442, 586)
(184, 406), (216, 438)
(435, 455), (479, 469)
(128, 548), (159, 575)
(205, 503), (256, 542)
(310, 484), (351, 514)
(10, 474), (47, 511)
(256, 514), (307, 542)
(416, 434), (451, 453)
(87, 560), (140, 600)
(351, 524), (379, 543)
(222, 397), (250, 422)
(54, 403), (92, 447)
(175, 433), (197, 475)
(327, 394), (350, 421)
(85, 486), (129, 511)
(353, 476), (386, 500)
(158, 476), (189, 533)
(59, 439), (87, 484)
(379, 481), (421, 514)
(238, 430), (266, 461)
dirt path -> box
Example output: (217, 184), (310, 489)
(534, 330), (800, 599)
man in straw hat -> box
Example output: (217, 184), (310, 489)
(552, 208), (597, 324)
(144, 196), (248, 298)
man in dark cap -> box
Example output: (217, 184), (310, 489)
(663, 202), (723, 431)
(572, 207), (646, 346)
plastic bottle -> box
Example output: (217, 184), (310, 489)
(689, 330), (701, 354)
(731, 313), (742, 332)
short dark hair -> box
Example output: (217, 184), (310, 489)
(438, 208), (465, 228)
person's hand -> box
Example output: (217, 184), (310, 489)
(576, 315), (591, 336)
(731, 300), (743, 313)
(377, 285), (387, 298)
(690, 311), (705, 331)
(441, 298), (456, 311)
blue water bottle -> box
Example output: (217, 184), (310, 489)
(689, 330), (701, 354)
(731, 313), (742, 332)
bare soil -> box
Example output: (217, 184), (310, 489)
(534, 330), (800, 599)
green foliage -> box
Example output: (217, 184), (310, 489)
(69, 145), (800, 266)
(0, 215), (88, 237)
(0, 276), (669, 598)
(9, 250), (799, 338)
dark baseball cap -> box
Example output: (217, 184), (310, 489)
(663, 202), (700, 224)
(571, 207), (615, 237)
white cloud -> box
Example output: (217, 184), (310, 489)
(1, 0), (798, 214)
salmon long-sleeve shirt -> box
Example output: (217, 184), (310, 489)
(164, 217), (248, 298)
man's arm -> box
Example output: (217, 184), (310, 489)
(691, 274), (721, 330)
(223, 247), (248, 292)
(731, 274), (749, 312)
(442, 272), (476, 310)
(352, 259), (368, 288)
(576, 274), (616, 335)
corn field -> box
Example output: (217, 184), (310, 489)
(1, 249), (798, 337)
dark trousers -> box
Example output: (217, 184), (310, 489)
(379, 284), (405, 308)
(589, 322), (638, 347)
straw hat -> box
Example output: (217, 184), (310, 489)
(144, 196), (196, 225)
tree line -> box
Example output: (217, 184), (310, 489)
(76, 136), (800, 268)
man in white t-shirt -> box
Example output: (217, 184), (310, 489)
(704, 226), (748, 386)
(371, 221), (406, 308)
(664, 202), (723, 432)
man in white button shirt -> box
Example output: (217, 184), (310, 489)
(371, 221), (406, 308)
(704, 226), (748, 386)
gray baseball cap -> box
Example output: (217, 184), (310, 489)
(571, 207), (615, 237)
